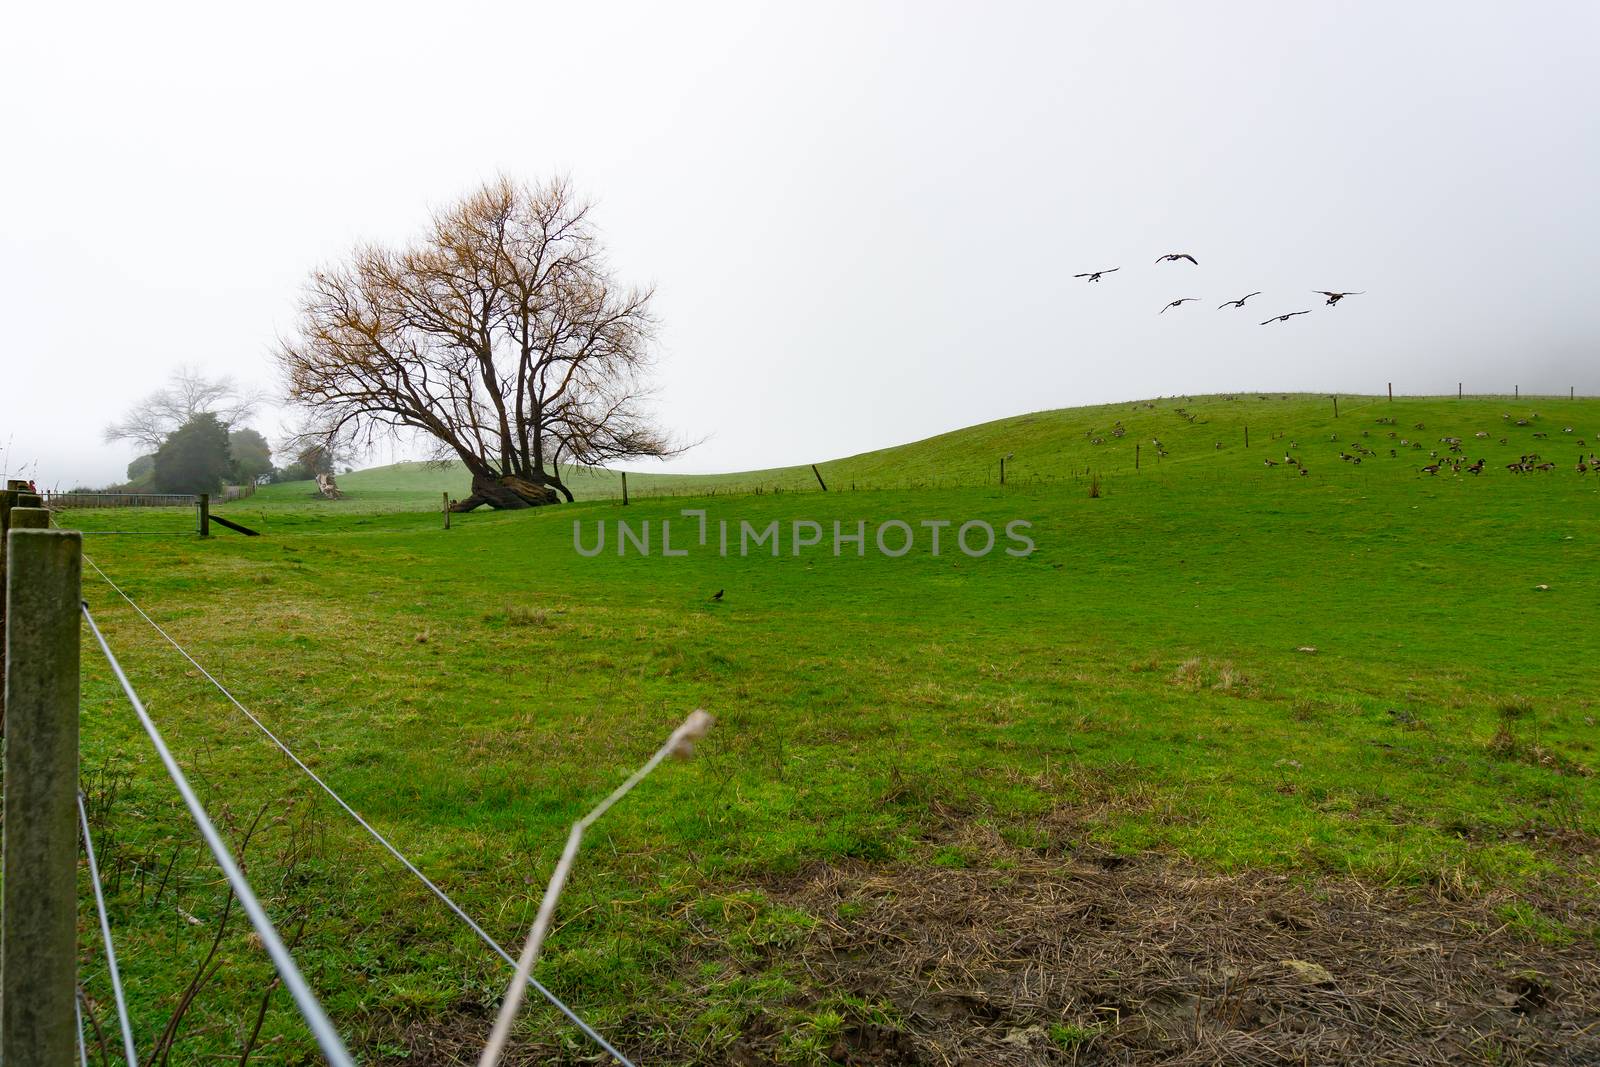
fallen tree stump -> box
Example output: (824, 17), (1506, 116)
(315, 473), (344, 500)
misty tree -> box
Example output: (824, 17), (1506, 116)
(152, 414), (233, 495)
(126, 454), (156, 484)
(104, 366), (261, 450)
(228, 428), (274, 484)
(277, 176), (678, 510)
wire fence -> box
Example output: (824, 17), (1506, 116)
(43, 492), (197, 509)
(82, 603), (359, 1066)
(43, 485), (257, 509)
(77, 553), (636, 1066)
(77, 792), (138, 1066)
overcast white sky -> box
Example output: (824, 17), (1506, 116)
(4, 1), (1597, 488)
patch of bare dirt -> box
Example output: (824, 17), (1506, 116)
(368, 848), (1600, 1066)
(736, 852), (1600, 1065)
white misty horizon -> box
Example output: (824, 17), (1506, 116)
(3, 1), (1597, 489)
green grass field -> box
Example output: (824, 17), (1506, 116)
(58, 394), (1600, 1063)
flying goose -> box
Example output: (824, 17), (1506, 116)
(1218, 292), (1262, 309)
(1073, 268), (1119, 282)
(1161, 298), (1199, 313)
(1155, 253), (1199, 265)
(1260, 310), (1312, 325)
(1315, 290), (1364, 306)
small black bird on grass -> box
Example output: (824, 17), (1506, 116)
(710, 589), (724, 602)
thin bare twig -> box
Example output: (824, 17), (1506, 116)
(477, 710), (714, 1067)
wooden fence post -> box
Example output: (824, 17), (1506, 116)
(442, 491), (450, 530)
(1135, 443), (1140, 470)
(621, 472), (629, 506)
(1388, 382), (1392, 401)
(0, 488), (31, 727)
(1244, 424), (1249, 448)
(198, 493), (210, 537)
(811, 465), (828, 492)
(1332, 395), (1338, 418)
(2, 525), (81, 1067)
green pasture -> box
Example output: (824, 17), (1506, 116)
(50, 393), (1600, 1061)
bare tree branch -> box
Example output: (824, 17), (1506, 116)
(104, 365), (262, 449)
(277, 177), (684, 509)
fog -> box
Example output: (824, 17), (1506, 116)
(3, 1), (1596, 488)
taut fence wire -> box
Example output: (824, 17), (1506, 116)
(82, 554), (636, 1067)
(77, 791), (139, 1066)
(81, 603), (358, 1067)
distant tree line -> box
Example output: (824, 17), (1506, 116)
(98, 367), (343, 494)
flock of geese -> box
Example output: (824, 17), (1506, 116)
(1075, 253), (1362, 325)
(1263, 413), (1597, 480)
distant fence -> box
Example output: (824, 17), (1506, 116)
(43, 492), (195, 509)
(44, 483), (255, 509)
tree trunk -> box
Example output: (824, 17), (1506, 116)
(450, 472), (560, 512)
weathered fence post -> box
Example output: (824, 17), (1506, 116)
(1136, 443), (1140, 470)
(1388, 382), (1392, 401)
(621, 471), (629, 506)
(0, 486), (27, 727)
(1332, 395), (1338, 418)
(1243, 425), (1249, 448)
(1515, 385), (1519, 399)
(198, 492), (210, 537)
(442, 491), (451, 529)
(2, 524), (81, 1067)
(9, 508), (49, 531)
(811, 464), (828, 492)
(1458, 382), (1463, 399)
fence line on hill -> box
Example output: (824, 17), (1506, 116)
(29, 386), (1600, 513)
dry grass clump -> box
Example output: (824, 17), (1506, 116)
(1488, 723), (1592, 778)
(1170, 657), (1251, 694)
(484, 604), (551, 628)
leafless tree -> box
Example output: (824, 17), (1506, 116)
(103, 366), (262, 450)
(277, 176), (680, 509)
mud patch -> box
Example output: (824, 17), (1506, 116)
(739, 853), (1600, 1065)
(368, 850), (1600, 1066)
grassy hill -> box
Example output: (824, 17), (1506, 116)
(60, 393), (1600, 1064)
(259, 391), (1600, 510)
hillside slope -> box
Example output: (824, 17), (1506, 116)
(256, 392), (1600, 508)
